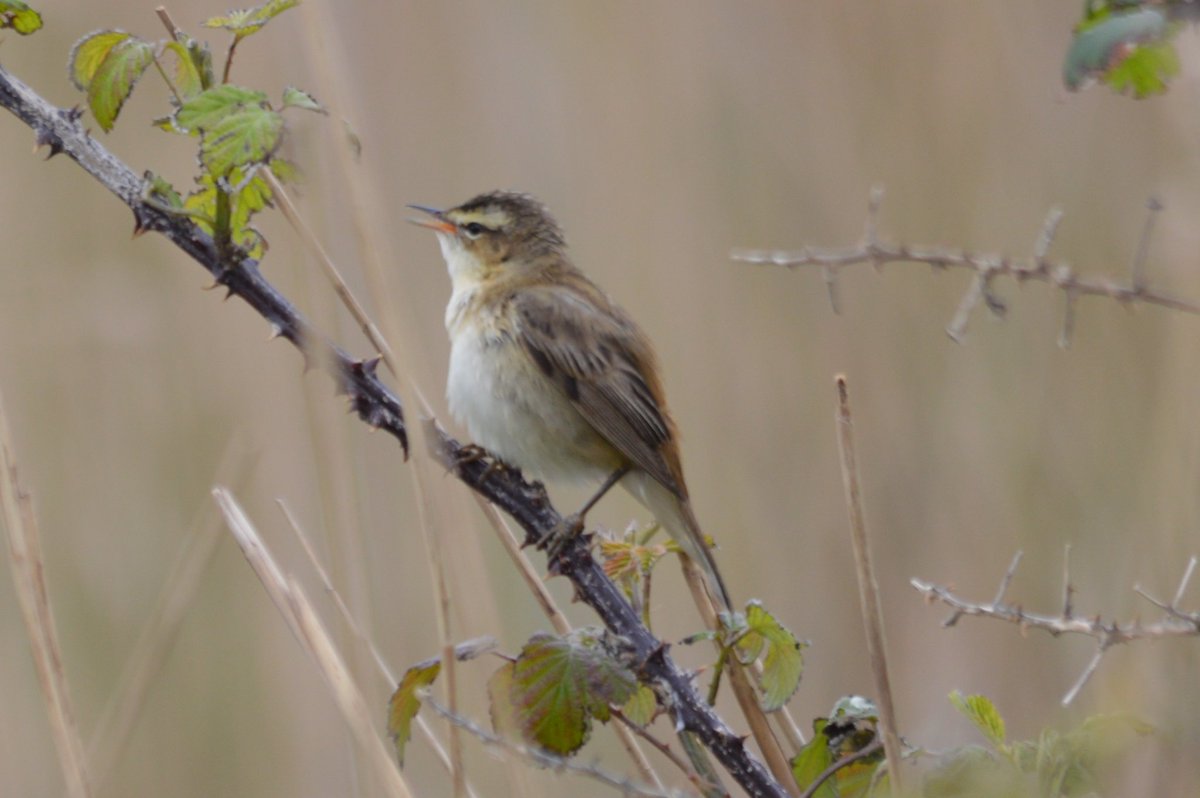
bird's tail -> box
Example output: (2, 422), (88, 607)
(623, 472), (733, 611)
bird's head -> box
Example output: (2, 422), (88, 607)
(409, 191), (567, 287)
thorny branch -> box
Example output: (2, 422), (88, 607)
(0, 65), (408, 456)
(912, 551), (1200, 705)
(733, 187), (1198, 347)
(0, 65), (786, 798)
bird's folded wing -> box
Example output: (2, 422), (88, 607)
(513, 287), (684, 498)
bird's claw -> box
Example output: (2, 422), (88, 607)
(540, 512), (586, 565)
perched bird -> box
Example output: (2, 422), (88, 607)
(410, 191), (732, 610)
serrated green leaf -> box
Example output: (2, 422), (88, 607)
(950, 691), (1006, 749)
(386, 659), (440, 767)
(175, 85), (282, 175)
(1063, 8), (1173, 94)
(87, 37), (156, 132)
(740, 601), (804, 711)
(0, 1), (42, 34)
(792, 720), (837, 798)
(69, 30), (131, 91)
(201, 104), (283, 174)
(1105, 37), (1179, 98)
(204, 0), (299, 40)
(175, 84), (268, 131)
(507, 630), (637, 756)
(163, 41), (204, 100)
(621, 685), (657, 728)
(281, 86), (325, 113)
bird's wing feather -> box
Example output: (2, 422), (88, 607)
(513, 286), (683, 497)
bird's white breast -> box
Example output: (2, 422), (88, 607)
(445, 289), (617, 482)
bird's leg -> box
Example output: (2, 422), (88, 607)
(542, 464), (631, 560)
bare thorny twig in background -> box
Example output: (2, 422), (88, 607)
(733, 187), (1197, 347)
(0, 64), (788, 798)
(913, 549), (1200, 705)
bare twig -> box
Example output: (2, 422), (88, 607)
(913, 551), (1200, 704)
(832, 376), (903, 795)
(422, 695), (693, 798)
(0, 389), (92, 798)
(734, 187), (1198, 346)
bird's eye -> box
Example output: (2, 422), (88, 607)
(461, 222), (486, 239)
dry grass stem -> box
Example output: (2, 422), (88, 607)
(275, 498), (487, 798)
(734, 188), (1198, 347)
(833, 376), (904, 795)
(263, 168), (399, 379)
(262, 108), (463, 794)
(212, 487), (415, 798)
(0, 388), (92, 798)
(913, 551), (1200, 704)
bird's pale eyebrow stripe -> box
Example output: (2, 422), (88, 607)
(464, 209), (510, 230)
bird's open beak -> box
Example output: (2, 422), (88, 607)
(406, 204), (457, 234)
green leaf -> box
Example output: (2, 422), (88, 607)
(739, 601), (805, 711)
(506, 630), (637, 756)
(202, 104), (283, 174)
(175, 84), (268, 131)
(0, 0), (42, 34)
(69, 30), (132, 91)
(950, 691), (1006, 750)
(1063, 8), (1178, 96)
(281, 86), (325, 113)
(791, 719), (837, 798)
(87, 37), (156, 132)
(1105, 37), (1179, 98)
(163, 41), (204, 100)
(184, 166), (276, 257)
(204, 0), (299, 40)
(386, 659), (440, 767)
(621, 684), (657, 728)
(176, 85), (283, 175)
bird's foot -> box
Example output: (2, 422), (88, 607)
(451, 444), (516, 485)
(540, 512), (586, 567)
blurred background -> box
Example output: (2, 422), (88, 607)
(2, 2), (1198, 796)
